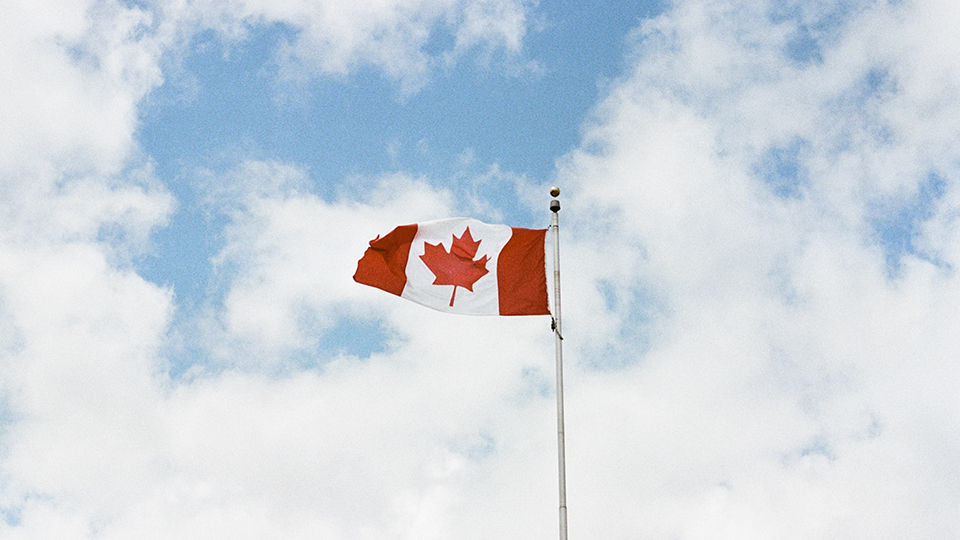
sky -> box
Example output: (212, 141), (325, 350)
(2, 0), (960, 538)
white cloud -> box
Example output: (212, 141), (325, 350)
(6, 0), (960, 537)
(148, 156), (567, 537)
(176, 0), (530, 92)
(194, 161), (453, 364)
(552, 0), (960, 537)
(0, 0), (546, 535)
(1, 8), (174, 514)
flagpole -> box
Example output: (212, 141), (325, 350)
(549, 186), (567, 540)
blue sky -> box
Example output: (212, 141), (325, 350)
(138, 0), (660, 316)
(3, 0), (960, 538)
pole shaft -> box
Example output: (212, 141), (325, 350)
(551, 204), (568, 540)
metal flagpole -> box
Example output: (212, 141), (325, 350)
(549, 186), (567, 540)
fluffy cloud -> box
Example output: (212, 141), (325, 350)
(4, 0), (960, 538)
(197, 161), (456, 364)
(0, 0), (540, 537)
(555, 0), (960, 537)
(175, 0), (530, 92)
(0, 0), (173, 535)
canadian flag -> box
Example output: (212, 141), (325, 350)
(354, 218), (550, 316)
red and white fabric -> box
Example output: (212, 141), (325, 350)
(354, 218), (549, 316)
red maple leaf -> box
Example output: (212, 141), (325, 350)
(419, 227), (490, 307)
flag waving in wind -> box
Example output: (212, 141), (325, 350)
(354, 218), (549, 316)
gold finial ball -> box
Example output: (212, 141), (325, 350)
(550, 186), (561, 197)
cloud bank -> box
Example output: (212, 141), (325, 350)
(2, 0), (959, 538)
(557, 0), (960, 537)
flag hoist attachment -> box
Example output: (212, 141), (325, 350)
(549, 186), (568, 540)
